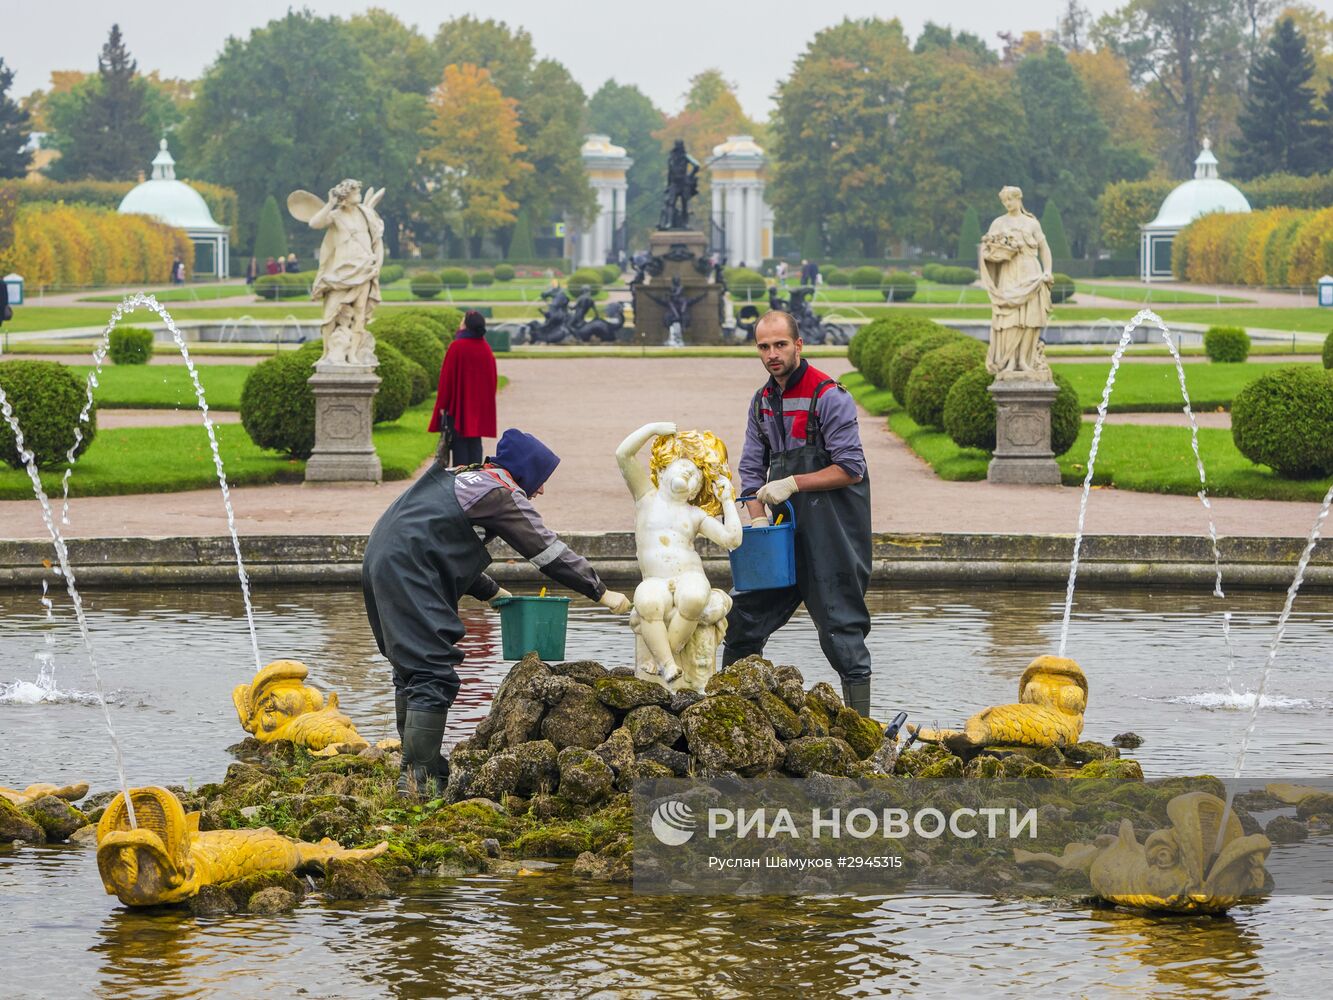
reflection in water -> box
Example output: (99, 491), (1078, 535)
(3, 583), (1333, 997)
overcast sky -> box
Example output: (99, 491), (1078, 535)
(8, 0), (1121, 119)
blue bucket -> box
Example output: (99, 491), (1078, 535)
(729, 497), (797, 592)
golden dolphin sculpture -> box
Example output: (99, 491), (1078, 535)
(96, 786), (388, 907)
(233, 660), (367, 752)
(911, 655), (1087, 751)
(1014, 791), (1271, 914)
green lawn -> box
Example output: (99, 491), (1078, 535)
(0, 400), (440, 501)
(67, 364), (252, 410)
(379, 285), (616, 303)
(1047, 360), (1319, 413)
(80, 284), (252, 303)
(843, 370), (1333, 502)
(1075, 283), (1250, 304)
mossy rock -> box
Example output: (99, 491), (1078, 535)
(549, 660), (610, 685)
(806, 682), (844, 718)
(593, 727), (635, 775)
(511, 823), (593, 858)
(624, 705), (684, 748)
(247, 886), (299, 914)
(325, 857), (393, 900)
(540, 681), (616, 750)
(636, 744), (690, 776)
(470, 740), (558, 800)
(682, 694), (780, 776)
(424, 800), (516, 838)
(706, 659), (768, 699)
(20, 795), (87, 841)
(917, 756), (965, 779)
(1296, 792), (1333, 821)
(0, 796), (45, 843)
(556, 746), (615, 805)
(615, 760), (674, 791)
(1063, 742), (1120, 764)
(964, 755), (1004, 778)
(1265, 815), (1309, 843)
(798, 705), (830, 738)
(754, 689), (802, 740)
(1073, 758), (1144, 782)
(219, 870), (304, 910)
(893, 742), (954, 776)
(783, 736), (858, 777)
(1019, 762), (1057, 780)
(593, 676), (672, 711)
(830, 707), (884, 760)
(297, 807), (363, 843)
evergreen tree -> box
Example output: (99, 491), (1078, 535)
(1234, 17), (1323, 179)
(54, 25), (157, 180)
(1315, 82), (1333, 166)
(253, 195), (288, 261)
(1041, 200), (1072, 260)
(956, 206), (981, 260)
(507, 207), (535, 259)
(0, 59), (32, 178)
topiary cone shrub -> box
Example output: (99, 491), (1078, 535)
(1231, 366), (1333, 479)
(943, 368), (1081, 456)
(108, 326), (154, 365)
(882, 271), (918, 302)
(1203, 326), (1251, 363)
(0, 361), (97, 469)
(905, 340), (986, 428)
(409, 272), (443, 299)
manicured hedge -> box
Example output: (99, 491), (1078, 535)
(1204, 326), (1251, 363)
(1049, 273), (1075, 304)
(882, 271), (918, 302)
(0, 361), (97, 470)
(942, 368), (1081, 456)
(379, 264), (405, 285)
(372, 342), (417, 423)
(888, 330), (960, 404)
(904, 340), (986, 428)
(368, 314), (445, 405)
(1324, 331), (1333, 370)
(255, 272), (315, 300)
(1231, 366), (1333, 478)
(923, 264), (978, 285)
(493, 264), (516, 282)
(440, 268), (470, 289)
(824, 268), (850, 287)
(108, 327), (154, 365)
(410, 272), (443, 299)
(1174, 206), (1333, 287)
(470, 269), (494, 286)
(599, 264), (621, 284)
(725, 267), (767, 298)
(240, 344), (320, 458)
(567, 268), (604, 295)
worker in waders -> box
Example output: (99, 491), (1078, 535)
(363, 429), (632, 799)
(724, 310), (874, 716)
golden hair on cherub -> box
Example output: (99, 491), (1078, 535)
(648, 430), (731, 516)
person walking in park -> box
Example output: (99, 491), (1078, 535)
(284, 252), (300, 273)
(724, 310), (874, 715)
(362, 429), (632, 799)
(245, 257), (257, 285)
(265, 256), (281, 276)
(429, 310), (497, 467)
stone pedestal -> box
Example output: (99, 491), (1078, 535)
(305, 364), (382, 483)
(630, 230), (725, 345)
(987, 379), (1061, 485)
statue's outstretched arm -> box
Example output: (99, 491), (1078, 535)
(616, 422), (675, 500)
(697, 477), (742, 550)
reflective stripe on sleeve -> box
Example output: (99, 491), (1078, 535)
(531, 539), (568, 568)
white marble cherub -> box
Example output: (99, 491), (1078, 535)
(616, 422), (743, 690)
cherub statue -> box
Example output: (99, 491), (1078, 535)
(287, 179), (386, 368)
(96, 786), (387, 907)
(232, 660), (368, 752)
(616, 423), (742, 690)
(909, 655), (1086, 752)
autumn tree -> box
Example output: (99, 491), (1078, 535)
(1234, 16), (1323, 177)
(0, 59), (32, 178)
(1067, 48), (1162, 171)
(655, 69), (761, 204)
(422, 64), (531, 256)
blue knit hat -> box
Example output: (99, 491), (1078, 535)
(491, 429), (560, 496)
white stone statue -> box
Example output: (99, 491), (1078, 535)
(287, 180), (385, 368)
(616, 422), (742, 691)
(979, 185), (1053, 382)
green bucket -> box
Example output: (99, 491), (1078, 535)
(492, 595), (570, 660)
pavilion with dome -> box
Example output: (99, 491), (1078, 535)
(118, 139), (231, 278)
(1139, 139), (1251, 282)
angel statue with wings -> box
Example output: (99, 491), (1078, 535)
(288, 180), (386, 367)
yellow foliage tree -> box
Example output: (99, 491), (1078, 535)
(1171, 206), (1333, 286)
(654, 69), (762, 203)
(8, 203), (191, 288)
(1068, 49), (1162, 164)
(422, 63), (531, 252)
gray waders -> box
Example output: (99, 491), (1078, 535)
(723, 379), (874, 716)
(364, 465), (490, 798)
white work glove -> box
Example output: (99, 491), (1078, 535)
(487, 587), (512, 606)
(598, 590), (632, 614)
(749, 513), (771, 528)
(756, 476), (799, 507)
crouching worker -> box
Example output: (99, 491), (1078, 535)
(363, 428), (632, 799)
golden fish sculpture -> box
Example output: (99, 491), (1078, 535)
(1014, 791), (1271, 915)
(0, 782), (89, 806)
(233, 660), (367, 752)
(911, 655), (1087, 752)
(96, 786), (388, 907)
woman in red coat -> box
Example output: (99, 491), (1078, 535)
(428, 310), (497, 466)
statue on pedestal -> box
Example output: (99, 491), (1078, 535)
(979, 186), (1053, 382)
(616, 423), (742, 691)
(644, 275), (707, 346)
(658, 140), (700, 230)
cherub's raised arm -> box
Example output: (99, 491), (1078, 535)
(697, 476), (742, 550)
(616, 422), (675, 500)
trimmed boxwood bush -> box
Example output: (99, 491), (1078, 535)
(254, 272), (314, 300)
(882, 271), (918, 302)
(1231, 366), (1333, 478)
(599, 264), (621, 284)
(108, 326), (154, 365)
(824, 268), (850, 287)
(1325, 330), (1333, 369)
(943, 368), (1081, 456)
(858, 317), (950, 389)
(440, 267), (470, 289)
(385, 307), (462, 347)
(848, 317), (892, 370)
(1204, 326), (1251, 363)
(888, 331), (961, 404)
(905, 340), (987, 428)
(493, 264), (516, 282)
(567, 268), (603, 295)
(848, 266), (883, 289)
(725, 267), (767, 299)
(368, 314), (445, 405)
(0, 361), (97, 469)
(372, 342), (416, 423)
(410, 272), (443, 299)
(240, 344), (320, 458)
(1050, 273), (1076, 304)
(931, 265), (978, 285)
(379, 264), (405, 285)
(470, 269), (495, 286)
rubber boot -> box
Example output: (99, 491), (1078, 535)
(394, 692), (407, 741)
(841, 677), (872, 718)
(399, 709), (450, 801)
